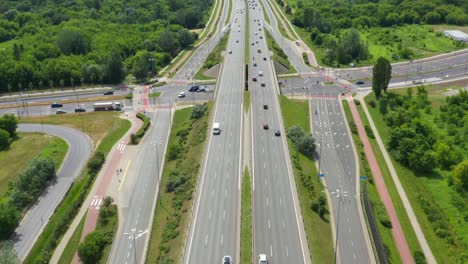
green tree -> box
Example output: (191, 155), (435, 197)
(372, 57), (392, 98)
(56, 29), (90, 55)
(78, 231), (108, 264)
(158, 30), (180, 56)
(0, 114), (18, 138)
(0, 203), (20, 240)
(0, 129), (10, 151)
(311, 193), (327, 217)
(178, 29), (195, 48)
(0, 241), (20, 264)
(104, 51), (126, 84)
(13, 43), (20, 61)
(451, 160), (468, 192)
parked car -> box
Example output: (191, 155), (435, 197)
(56, 110), (67, 114)
(51, 103), (63, 108)
(74, 108), (86, 113)
(104, 91), (114, 95)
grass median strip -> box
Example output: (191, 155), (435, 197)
(146, 103), (212, 263)
(240, 167), (252, 264)
(195, 34), (229, 80)
(57, 211), (87, 264)
(258, 0), (270, 24)
(278, 96), (334, 263)
(244, 91), (250, 113)
(264, 30), (296, 74)
(22, 113), (130, 264)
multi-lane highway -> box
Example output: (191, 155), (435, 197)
(248, 1), (310, 263)
(12, 124), (92, 260)
(184, 1), (245, 263)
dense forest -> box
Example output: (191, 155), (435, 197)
(0, 0), (213, 92)
(280, 0), (468, 65)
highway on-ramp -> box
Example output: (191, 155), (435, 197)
(184, 1), (245, 263)
(249, 1), (311, 263)
(12, 124), (92, 260)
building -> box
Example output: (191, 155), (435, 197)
(444, 30), (468, 42)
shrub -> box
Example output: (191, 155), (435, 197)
(287, 125), (316, 158)
(0, 203), (21, 240)
(191, 104), (208, 119)
(78, 231), (109, 264)
(311, 193), (327, 217)
(132, 113), (151, 144)
(364, 125), (375, 139)
(125, 93), (133, 100)
(368, 100), (376, 108)
(88, 151), (105, 173)
(0, 128), (10, 151)
(167, 144), (183, 161)
(349, 121), (357, 134)
(0, 114), (18, 138)
(302, 52), (310, 65)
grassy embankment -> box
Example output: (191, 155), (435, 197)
(265, 0), (293, 40)
(278, 96), (334, 263)
(146, 103), (212, 263)
(22, 112), (131, 264)
(194, 33), (229, 80)
(342, 100), (423, 263)
(264, 30), (296, 74)
(240, 167), (252, 264)
(57, 212), (87, 264)
(225, 0), (232, 27)
(364, 87), (468, 263)
(0, 95), (125, 110)
(0, 133), (67, 202)
(258, 0), (271, 24)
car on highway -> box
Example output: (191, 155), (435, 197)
(355, 80), (365, 85)
(222, 256), (232, 264)
(253, 62), (257, 67)
(263, 57), (267, 61)
(260, 36), (263, 39)
(56, 110), (67, 114)
(258, 254), (268, 264)
(263, 104), (268, 109)
(103, 91), (114, 95)
(261, 82), (265, 87)
(263, 123), (269, 130)
(74, 108), (86, 113)
(236, 40), (239, 43)
(189, 85), (200, 92)
(51, 103), (63, 108)
(178, 92), (186, 98)
(197, 87), (207, 92)
(258, 71), (263, 76)
(229, 50), (233, 54)
(274, 130), (281, 136)
(213, 122), (221, 135)
(252, 77), (257, 82)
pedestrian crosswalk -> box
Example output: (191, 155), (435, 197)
(90, 196), (103, 210)
(308, 95), (338, 101)
(117, 142), (126, 153)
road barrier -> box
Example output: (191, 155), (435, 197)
(362, 183), (389, 264)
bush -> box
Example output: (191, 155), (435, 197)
(349, 121), (357, 134)
(311, 193), (327, 217)
(287, 125), (316, 158)
(302, 52), (310, 65)
(413, 251), (426, 264)
(88, 151), (105, 173)
(125, 93), (133, 100)
(0, 203), (21, 240)
(0, 128), (10, 151)
(78, 231), (109, 264)
(368, 100), (376, 108)
(167, 144), (183, 161)
(364, 125), (375, 139)
(191, 104), (208, 119)
(0, 114), (18, 138)
(131, 113), (151, 144)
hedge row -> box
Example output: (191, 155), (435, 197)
(131, 113), (151, 144)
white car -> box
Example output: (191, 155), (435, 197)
(222, 255), (232, 264)
(258, 254), (268, 264)
(178, 92), (186, 98)
(258, 71), (263, 76)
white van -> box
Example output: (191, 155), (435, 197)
(213, 122), (221, 135)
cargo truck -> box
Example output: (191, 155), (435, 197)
(93, 101), (121, 111)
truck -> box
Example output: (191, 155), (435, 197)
(213, 122), (221, 135)
(93, 101), (121, 111)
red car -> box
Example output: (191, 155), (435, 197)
(252, 77), (257, 82)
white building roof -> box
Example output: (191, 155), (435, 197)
(444, 30), (468, 42)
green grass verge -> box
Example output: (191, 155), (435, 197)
(258, 0), (271, 24)
(342, 101), (402, 264)
(96, 204), (118, 264)
(245, 1), (250, 64)
(23, 118), (130, 264)
(0, 133), (67, 201)
(278, 95), (334, 263)
(149, 92), (161, 98)
(195, 33), (229, 80)
(57, 211), (87, 264)
(146, 103), (212, 263)
(244, 91), (250, 113)
(264, 30), (296, 74)
(364, 91), (467, 263)
(225, 0), (232, 26)
(240, 167), (252, 264)
(266, 0), (294, 40)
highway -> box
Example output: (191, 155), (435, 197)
(248, 1), (310, 263)
(107, 107), (172, 264)
(184, 0), (245, 263)
(172, 0), (231, 83)
(12, 124), (92, 260)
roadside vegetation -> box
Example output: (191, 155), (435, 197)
(225, 0), (232, 27)
(146, 103), (212, 263)
(342, 100), (422, 264)
(149, 92), (161, 98)
(277, 0), (467, 67)
(278, 96), (334, 263)
(240, 167), (252, 264)
(264, 30), (296, 74)
(364, 86), (468, 263)
(22, 113), (130, 264)
(0, 0), (214, 91)
(78, 197), (118, 264)
(244, 91), (251, 112)
(195, 33), (229, 80)
(266, 0), (293, 40)
(258, 0), (271, 25)
(130, 113), (150, 144)
(58, 212), (87, 264)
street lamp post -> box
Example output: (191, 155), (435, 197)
(330, 189), (349, 264)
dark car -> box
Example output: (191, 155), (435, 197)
(197, 87), (207, 92)
(252, 77), (257, 82)
(263, 123), (269, 130)
(355, 80), (365, 85)
(51, 103), (63, 108)
(263, 104), (268, 109)
(274, 130), (281, 136)
(263, 57), (267, 61)
(56, 110), (67, 114)
(253, 62), (257, 67)
(104, 91), (114, 95)
(74, 108), (86, 113)
(188, 85), (200, 92)
(261, 82), (265, 87)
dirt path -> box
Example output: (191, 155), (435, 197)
(346, 95), (414, 264)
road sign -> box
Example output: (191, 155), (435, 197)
(360, 176), (367, 181)
(318, 173), (325, 178)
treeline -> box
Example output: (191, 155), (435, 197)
(0, 114), (17, 151)
(0, 0), (212, 92)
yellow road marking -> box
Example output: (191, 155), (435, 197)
(118, 160), (131, 192)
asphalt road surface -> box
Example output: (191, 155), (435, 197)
(184, 1), (245, 263)
(108, 108), (172, 264)
(172, 0), (231, 82)
(249, 1), (310, 263)
(12, 124), (92, 260)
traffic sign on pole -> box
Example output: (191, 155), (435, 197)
(318, 173), (325, 178)
(360, 175), (367, 181)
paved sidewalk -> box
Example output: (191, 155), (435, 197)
(356, 92), (436, 264)
(346, 95), (414, 264)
